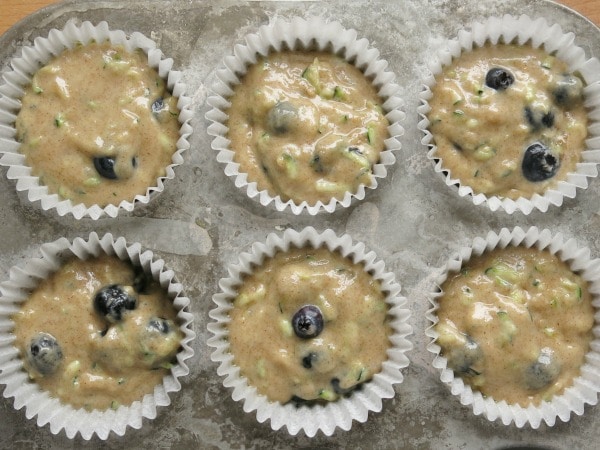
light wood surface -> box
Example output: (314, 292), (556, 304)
(0, 0), (599, 37)
(1, 0), (62, 36)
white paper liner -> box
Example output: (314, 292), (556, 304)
(0, 232), (195, 440)
(424, 226), (600, 428)
(417, 14), (600, 214)
(0, 20), (194, 220)
(205, 16), (405, 215)
(207, 226), (413, 436)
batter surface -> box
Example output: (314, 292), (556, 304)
(13, 255), (183, 411)
(228, 247), (391, 404)
(435, 246), (594, 406)
(428, 43), (587, 199)
(15, 41), (180, 207)
(227, 51), (389, 205)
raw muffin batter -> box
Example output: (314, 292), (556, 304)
(228, 247), (391, 404)
(227, 51), (389, 205)
(15, 41), (180, 207)
(12, 255), (183, 411)
(435, 246), (594, 406)
(428, 43), (587, 199)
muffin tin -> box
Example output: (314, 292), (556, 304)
(1, 0), (600, 448)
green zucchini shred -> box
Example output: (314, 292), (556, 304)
(344, 147), (371, 171)
(302, 60), (320, 91)
(472, 144), (495, 161)
(484, 262), (522, 286)
(54, 113), (66, 128)
(281, 153), (298, 178)
(318, 389), (336, 401)
(366, 125), (376, 144)
(333, 86), (346, 100)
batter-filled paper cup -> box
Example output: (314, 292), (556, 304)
(417, 14), (600, 214)
(425, 226), (600, 428)
(0, 20), (193, 220)
(207, 227), (413, 436)
(0, 232), (195, 440)
(205, 16), (405, 215)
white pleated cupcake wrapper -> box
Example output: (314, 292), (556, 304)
(424, 226), (600, 428)
(417, 14), (600, 215)
(207, 227), (413, 436)
(0, 20), (194, 220)
(0, 232), (195, 440)
(205, 16), (405, 215)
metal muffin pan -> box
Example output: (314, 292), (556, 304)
(0, 0), (599, 448)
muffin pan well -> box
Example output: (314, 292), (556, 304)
(0, 0), (600, 448)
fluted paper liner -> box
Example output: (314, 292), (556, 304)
(207, 227), (413, 436)
(417, 14), (600, 214)
(0, 233), (195, 439)
(205, 16), (405, 215)
(0, 20), (193, 220)
(425, 226), (600, 428)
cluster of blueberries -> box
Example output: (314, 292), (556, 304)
(484, 67), (583, 183)
(289, 305), (359, 402)
(448, 332), (561, 390)
(27, 273), (173, 377)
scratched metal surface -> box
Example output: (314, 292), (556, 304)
(0, 0), (599, 448)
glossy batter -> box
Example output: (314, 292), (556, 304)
(428, 44), (587, 199)
(12, 255), (183, 411)
(228, 247), (391, 404)
(435, 246), (594, 406)
(227, 51), (389, 205)
(15, 42), (180, 207)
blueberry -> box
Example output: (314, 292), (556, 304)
(553, 74), (584, 108)
(290, 395), (309, 405)
(302, 352), (317, 369)
(309, 154), (324, 173)
(524, 106), (555, 131)
(485, 67), (515, 91)
(331, 378), (354, 396)
(292, 305), (324, 339)
(27, 332), (63, 375)
(524, 347), (561, 390)
(266, 101), (298, 134)
(446, 335), (482, 376)
(452, 142), (463, 152)
(94, 284), (136, 323)
(147, 317), (172, 334)
(152, 98), (175, 124)
(151, 98), (164, 114)
(93, 156), (117, 180)
(522, 141), (560, 182)
(541, 111), (555, 128)
(132, 266), (149, 294)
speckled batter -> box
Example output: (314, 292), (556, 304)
(227, 51), (389, 205)
(12, 255), (183, 411)
(15, 41), (180, 207)
(228, 247), (391, 404)
(435, 246), (594, 406)
(428, 44), (587, 199)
